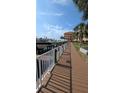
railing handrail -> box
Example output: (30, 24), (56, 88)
(36, 43), (67, 92)
(36, 44), (66, 59)
(36, 48), (54, 59)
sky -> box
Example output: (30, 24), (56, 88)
(36, 0), (83, 40)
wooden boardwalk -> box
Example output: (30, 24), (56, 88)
(39, 42), (88, 93)
(71, 43), (88, 93)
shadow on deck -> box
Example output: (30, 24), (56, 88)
(38, 43), (88, 93)
(40, 45), (72, 93)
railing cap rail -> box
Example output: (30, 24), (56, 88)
(36, 43), (67, 59)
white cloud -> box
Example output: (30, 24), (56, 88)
(43, 24), (72, 39)
(43, 24), (72, 32)
(40, 12), (64, 16)
(67, 23), (73, 27)
(52, 0), (71, 5)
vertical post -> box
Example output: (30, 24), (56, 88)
(36, 59), (39, 89)
(36, 59), (40, 79)
(55, 49), (57, 64)
(41, 60), (42, 77)
(36, 59), (41, 89)
(52, 49), (55, 66)
(38, 59), (42, 85)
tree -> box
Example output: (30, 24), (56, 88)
(73, 0), (88, 47)
(73, 32), (79, 42)
(84, 24), (88, 38)
(60, 36), (64, 39)
(60, 36), (65, 41)
(73, 23), (85, 45)
(78, 23), (85, 46)
(73, 0), (88, 20)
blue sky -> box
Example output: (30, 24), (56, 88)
(36, 0), (83, 39)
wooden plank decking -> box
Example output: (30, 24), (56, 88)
(39, 42), (88, 93)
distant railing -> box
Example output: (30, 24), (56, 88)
(36, 43), (67, 91)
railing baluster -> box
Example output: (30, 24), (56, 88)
(36, 43), (67, 91)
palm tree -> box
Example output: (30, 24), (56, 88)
(84, 24), (88, 38)
(78, 23), (85, 46)
(73, 25), (79, 42)
(73, 0), (88, 49)
(73, 23), (85, 45)
(73, 0), (88, 20)
(73, 32), (79, 42)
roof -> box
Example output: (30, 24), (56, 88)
(64, 32), (73, 35)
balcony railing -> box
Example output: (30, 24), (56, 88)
(36, 43), (67, 92)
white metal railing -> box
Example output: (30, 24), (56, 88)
(36, 43), (67, 91)
(80, 47), (88, 55)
